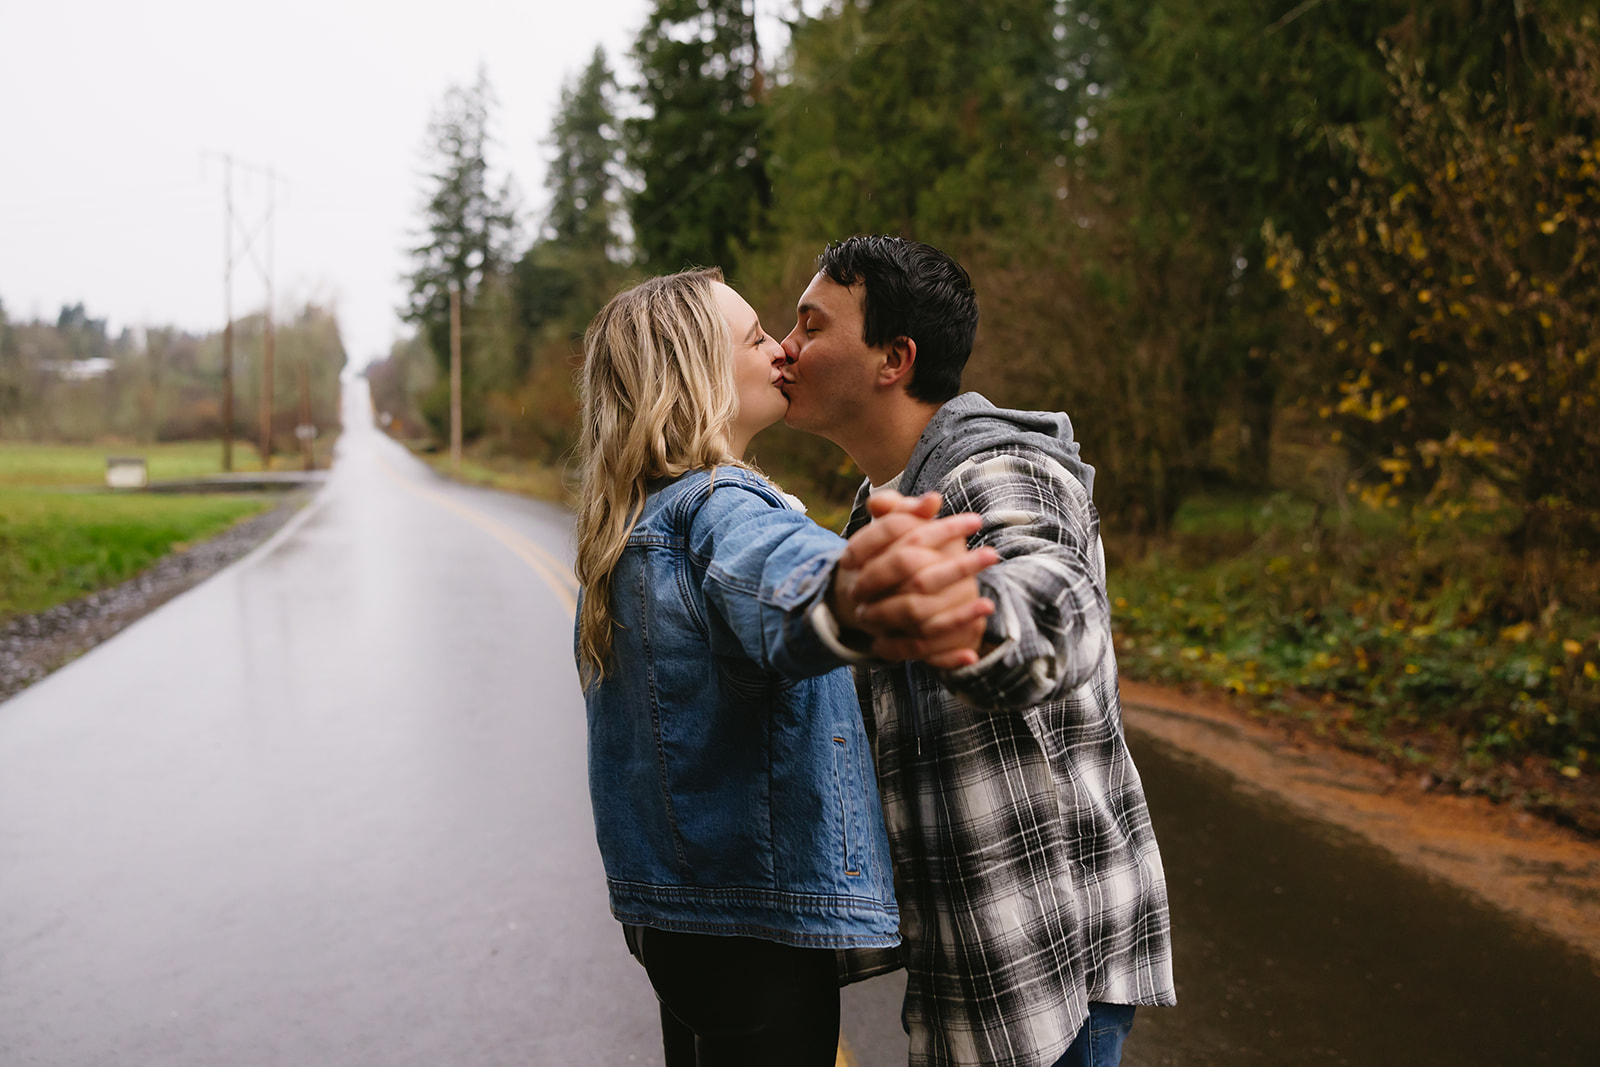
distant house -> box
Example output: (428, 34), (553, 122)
(50, 358), (115, 381)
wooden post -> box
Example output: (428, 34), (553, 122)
(260, 311), (274, 470)
(299, 357), (314, 471)
(222, 320), (234, 472)
(221, 154), (234, 472)
(258, 171), (277, 471)
(449, 282), (462, 472)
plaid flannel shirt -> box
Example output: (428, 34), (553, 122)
(842, 442), (1175, 1067)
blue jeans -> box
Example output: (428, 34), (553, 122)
(1051, 1002), (1137, 1067)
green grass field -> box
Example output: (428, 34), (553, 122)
(0, 440), (269, 488)
(0, 442), (273, 621)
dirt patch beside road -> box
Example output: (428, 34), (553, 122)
(1121, 679), (1600, 967)
(0, 492), (312, 704)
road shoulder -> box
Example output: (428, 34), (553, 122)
(0, 491), (313, 704)
(1122, 679), (1600, 966)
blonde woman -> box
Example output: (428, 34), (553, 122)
(575, 269), (995, 1066)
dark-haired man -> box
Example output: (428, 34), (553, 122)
(782, 235), (1175, 1067)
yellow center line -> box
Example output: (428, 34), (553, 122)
(383, 447), (862, 1062)
(374, 453), (578, 617)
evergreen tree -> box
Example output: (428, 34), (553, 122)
(55, 303), (111, 364)
(769, 0), (1060, 245)
(626, 0), (769, 274)
(544, 47), (619, 254)
(1076, 0), (1556, 492)
(404, 69), (518, 382)
(403, 69), (519, 441)
(513, 46), (622, 344)
(0, 298), (19, 427)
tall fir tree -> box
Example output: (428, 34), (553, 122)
(513, 47), (622, 344)
(544, 47), (619, 254)
(626, 0), (769, 275)
(1075, 0), (1558, 492)
(769, 0), (1059, 246)
(404, 68), (519, 381)
(403, 69), (519, 440)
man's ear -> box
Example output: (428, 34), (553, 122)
(878, 336), (917, 390)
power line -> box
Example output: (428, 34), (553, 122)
(202, 151), (288, 471)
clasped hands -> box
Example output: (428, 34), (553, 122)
(828, 491), (998, 671)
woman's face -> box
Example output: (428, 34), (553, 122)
(712, 282), (789, 455)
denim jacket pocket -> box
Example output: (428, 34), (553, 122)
(717, 657), (772, 704)
(831, 735), (865, 878)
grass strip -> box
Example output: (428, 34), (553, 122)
(0, 441), (268, 488)
(413, 446), (571, 504)
(0, 488), (271, 620)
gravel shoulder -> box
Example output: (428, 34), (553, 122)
(1122, 679), (1600, 967)
(0, 491), (313, 704)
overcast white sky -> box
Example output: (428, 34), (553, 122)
(0, 0), (805, 369)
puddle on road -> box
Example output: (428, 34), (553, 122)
(1124, 733), (1600, 1066)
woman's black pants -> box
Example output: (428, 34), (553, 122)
(629, 926), (841, 1067)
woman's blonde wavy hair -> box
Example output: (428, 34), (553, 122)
(575, 267), (741, 685)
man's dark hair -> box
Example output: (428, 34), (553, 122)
(817, 235), (978, 404)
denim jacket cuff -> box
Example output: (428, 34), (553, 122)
(809, 600), (876, 666)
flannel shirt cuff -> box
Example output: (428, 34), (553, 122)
(943, 632), (1017, 685)
(809, 600), (876, 665)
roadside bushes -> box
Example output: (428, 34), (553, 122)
(1111, 491), (1599, 824)
(1266, 15), (1600, 611)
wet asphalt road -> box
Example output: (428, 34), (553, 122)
(1117, 738), (1600, 1066)
(7, 383), (1600, 1066)
(0, 384), (670, 1064)
(839, 730), (1600, 1067)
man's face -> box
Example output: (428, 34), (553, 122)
(779, 272), (881, 441)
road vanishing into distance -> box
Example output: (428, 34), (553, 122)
(4, 383), (1599, 1066)
(1, 384), (664, 1064)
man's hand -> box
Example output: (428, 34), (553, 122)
(831, 491), (997, 669)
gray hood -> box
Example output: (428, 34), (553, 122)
(899, 392), (1095, 501)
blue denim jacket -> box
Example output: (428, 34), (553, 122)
(582, 466), (899, 949)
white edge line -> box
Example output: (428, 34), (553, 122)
(234, 485), (330, 572)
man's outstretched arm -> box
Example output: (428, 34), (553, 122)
(853, 454), (1112, 711)
(824, 492), (997, 671)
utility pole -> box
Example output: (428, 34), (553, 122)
(298, 355), (314, 472)
(449, 282), (462, 472)
(205, 151), (285, 474)
(220, 154), (234, 472)
(258, 169), (278, 470)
